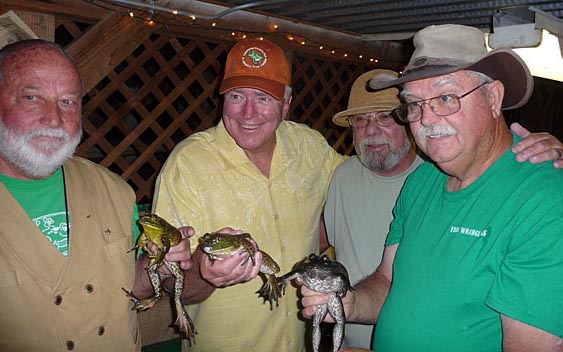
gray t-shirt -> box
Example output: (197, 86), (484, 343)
(324, 154), (423, 348)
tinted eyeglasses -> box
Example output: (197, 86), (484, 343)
(346, 111), (398, 128)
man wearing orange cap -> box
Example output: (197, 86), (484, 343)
(152, 38), (346, 351)
(302, 24), (563, 352)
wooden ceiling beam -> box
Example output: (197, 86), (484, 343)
(66, 12), (153, 92)
(114, 0), (404, 65)
(0, 0), (107, 22)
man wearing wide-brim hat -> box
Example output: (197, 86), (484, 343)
(301, 24), (563, 352)
(326, 69), (423, 349)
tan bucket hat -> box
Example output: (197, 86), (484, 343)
(332, 69), (400, 127)
(369, 24), (533, 110)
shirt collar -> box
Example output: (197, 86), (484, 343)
(214, 119), (289, 174)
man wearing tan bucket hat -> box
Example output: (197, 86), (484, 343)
(153, 38), (345, 352)
(302, 24), (563, 351)
(324, 68), (423, 349)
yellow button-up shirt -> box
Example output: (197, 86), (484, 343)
(153, 120), (346, 352)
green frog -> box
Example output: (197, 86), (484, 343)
(277, 253), (351, 352)
(198, 232), (282, 309)
(122, 214), (196, 345)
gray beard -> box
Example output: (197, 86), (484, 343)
(357, 137), (411, 173)
(0, 119), (82, 179)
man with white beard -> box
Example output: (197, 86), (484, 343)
(322, 68), (563, 349)
(0, 39), (192, 351)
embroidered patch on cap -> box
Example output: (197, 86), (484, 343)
(242, 47), (267, 68)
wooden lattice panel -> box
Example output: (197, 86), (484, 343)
(78, 35), (227, 204)
(291, 54), (367, 155)
(56, 20), (366, 204)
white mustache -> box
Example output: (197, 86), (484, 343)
(417, 125), (457, 139)
(26, 128), (69, 140)
(360, 137), (390, 147)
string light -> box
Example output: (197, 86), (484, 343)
(92, 1), (383, 66)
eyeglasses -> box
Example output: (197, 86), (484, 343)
(393, 82), (489, 123)
(347, 111), (397, 128)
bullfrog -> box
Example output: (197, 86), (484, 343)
(122, 214), (196, 345)
(277, 253), (352, 352)
(198, 232), (282, 309)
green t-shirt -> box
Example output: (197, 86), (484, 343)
(0, 168), (141, 256)
(374, 141), (563, 351)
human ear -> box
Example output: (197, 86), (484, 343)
(487, 80), (504, 119)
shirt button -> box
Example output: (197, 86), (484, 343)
(98, 326), (105, 336)
(55, 295), (63, 305)
(66, 340), (74, 350)
(85, 284), (94, 293)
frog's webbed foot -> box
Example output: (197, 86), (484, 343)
(275, 271), (298, 296)
(121, 288), (161, 311)
(174, 305), (197, 346)
(256, 274), (282, 310)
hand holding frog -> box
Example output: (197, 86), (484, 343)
(198, 228), (263, 287)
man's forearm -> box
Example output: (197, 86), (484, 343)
(349, 269), (391, 324)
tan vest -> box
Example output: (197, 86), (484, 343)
(0, 157), (141, 352)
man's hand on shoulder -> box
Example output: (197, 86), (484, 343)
(511, 122), (563, 168)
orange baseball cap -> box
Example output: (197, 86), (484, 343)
(219, 39), (291, 100)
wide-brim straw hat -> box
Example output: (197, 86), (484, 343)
(369, 24), (533, 110)
(333, 69), (400, 127)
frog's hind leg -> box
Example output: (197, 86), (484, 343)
(122, 265), (163, 311)
(327, 293), (345, 352)
(312, 303), (328, 352)
(256, 273), (282, 310)
(163, 260), (197, 346)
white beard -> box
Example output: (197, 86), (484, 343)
(357, 136), (411, 172)
(0, 119), (82, 179)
